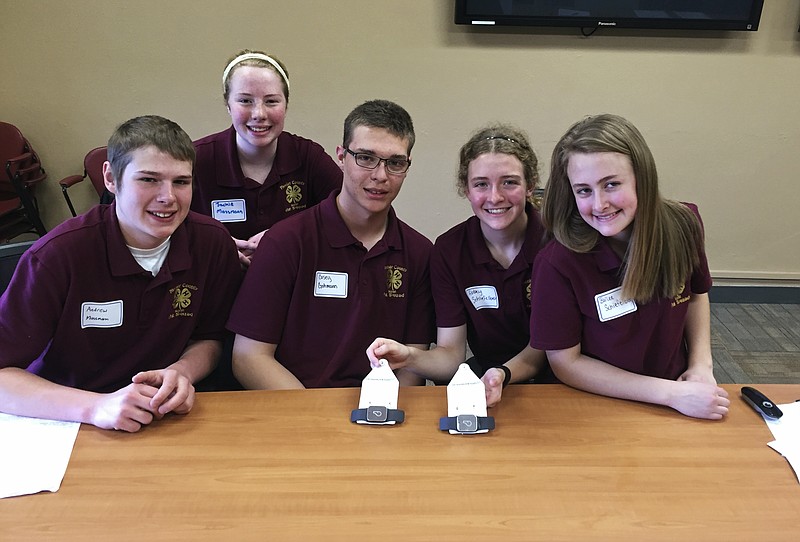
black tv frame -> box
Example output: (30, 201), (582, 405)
(454, 0), (764, 32)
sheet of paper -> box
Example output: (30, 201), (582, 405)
(762, 401), (800, 485)
(0, 413), (80, 499)
(763, 401), (800, 444)
(446, 363), (488, 417)
(355, 360), (400, 424)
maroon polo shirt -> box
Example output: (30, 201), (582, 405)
(431, 204), (546, 373)
(0, 204), (241, 393)
(192, 128), (343, 239)
(530, 204), (712, 380)
(227, 191), (435, 388)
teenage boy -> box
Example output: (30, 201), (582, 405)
(0, 116), (240, 432)
(228, 100), (434, 389)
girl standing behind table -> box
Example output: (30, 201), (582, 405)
(192, 50), (342, 267)
(529, 114), (729, 420)
(367, 125), (548, 397)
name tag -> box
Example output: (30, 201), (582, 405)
(465, 285), (499, 310)
(314, 271), (348, 298)
(81, 301), (123, 329)
(211, 199), (247, 223)
(594, 287), (637, 322)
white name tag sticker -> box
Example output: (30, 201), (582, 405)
(211, 199), (247, 223)
(314, 271), (348, 298)
(81, 301), (123, 329)
(595, 287), (637, 322)
(465, 285), (499, 310)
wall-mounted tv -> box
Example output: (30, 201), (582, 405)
(455, 1), (764, 31)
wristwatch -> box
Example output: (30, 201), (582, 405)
(439, 414), (495, 433)
(350, 406), (405, 424)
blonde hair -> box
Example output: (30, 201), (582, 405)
(456, 124), (540, 205)
(542, 114), (703, 302)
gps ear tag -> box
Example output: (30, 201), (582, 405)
(439, 363), (495, 435)
(350, 359), (404, 425)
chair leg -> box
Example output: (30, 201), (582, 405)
(61, 186), (78, 217)
(11, 172), (47, 236)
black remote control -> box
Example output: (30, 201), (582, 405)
(741, 386), (783, 420)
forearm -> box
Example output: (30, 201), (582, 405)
(684, 293), (713, 374)
(501, 346), (547, 383)
(549, 347), (676, 408)
(167, 339), (221, 384)
(0, 367), (99, 424)
(232, 336), (304, 390)
(403, 343), (465, 382)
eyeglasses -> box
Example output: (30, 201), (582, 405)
(344, 148), (411, 174)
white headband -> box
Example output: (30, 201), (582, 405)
(222, 53), (290, 94)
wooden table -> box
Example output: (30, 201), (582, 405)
(2, 384), (798, 541)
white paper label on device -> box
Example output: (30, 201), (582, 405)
(356, 360), (400, 425)
(446, 363), (489, 434)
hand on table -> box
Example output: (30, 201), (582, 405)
(669, 380), (730, 420)
(132, 368), (195, 416)
(88, 382), (160, 432)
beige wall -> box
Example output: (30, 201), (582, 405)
(2, 0), (799, 282)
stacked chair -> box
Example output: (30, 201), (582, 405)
(0, 122), (48, 243)
(59, 146), (111, 217)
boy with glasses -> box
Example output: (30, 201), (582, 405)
(228, 100), (434, 388)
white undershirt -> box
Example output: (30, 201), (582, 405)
(128, 238), (171, 276)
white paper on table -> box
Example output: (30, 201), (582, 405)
(356, 360), (400, 424)
(0, 413), (80, 499)
(445, 363), (489, 434)
(761, 401), (800, 485)
(768, 441), (800, 483)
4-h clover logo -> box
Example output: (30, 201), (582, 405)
(386, 267), (403, 293)
(285, 184), (302, 204)
(172, 287), (192, 310)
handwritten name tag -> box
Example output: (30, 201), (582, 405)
(211, 199), (247, 223)
(81, 301), (123, 329)
(594, 287), (637, 322)
(465, 285), (499, 310)
(314, 271), (348, 298)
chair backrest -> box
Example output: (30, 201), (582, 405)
(84, 146), (108, 197)
(0, 121), (48, 238)
(0, 122), (28, 200)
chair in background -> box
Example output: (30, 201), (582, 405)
(0, 239), (36, 295)
(0, 121), (48, 243)
(59, 146), (112, 217)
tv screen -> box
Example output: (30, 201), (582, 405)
(455, 0), (764, 31)
(0, 240), (35, 295)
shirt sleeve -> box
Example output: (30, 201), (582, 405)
(306, 141), (343, 205)
(430, 242), (467, 328)
(0, 249), (66, 369)
(403, 243), (436, 346)
(226, 230), (297, 344)
(190, 230), (241, 342)
(529, 250), (583, 351)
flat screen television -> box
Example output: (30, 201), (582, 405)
(0, 240), (35, 295)
(454, 1), (764, 31)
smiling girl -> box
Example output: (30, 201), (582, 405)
(530, 114), (730, 420)
(367, 124), (547, 393)
(192, 50), (342, 267)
